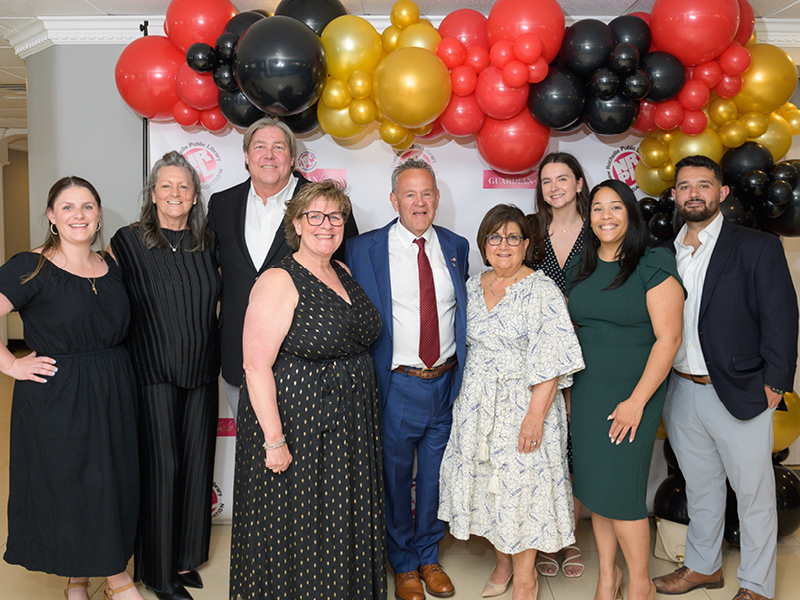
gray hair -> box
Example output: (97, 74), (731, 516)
(242, 117), (297, 171)
(391, 158), (438, 194)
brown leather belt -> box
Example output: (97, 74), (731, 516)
(393, 357), (458, 380)
(672, 368), (711, 385)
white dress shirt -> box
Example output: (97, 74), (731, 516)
(672, 212), (725, 375)
(244, 179), (295, 269)
(389, 222), (457, 369)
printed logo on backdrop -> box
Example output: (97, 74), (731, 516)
(606, 146), (640, 191)
(296, 149), (347, 185)
(211, 481), (225, 518)
(217, 418), (236, 437)
(392, 145), (437, 168)
(181, 141), (223, 189)
(483, 170), (537, 190)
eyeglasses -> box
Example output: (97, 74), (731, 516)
(486, 233), (525, 246)
(302, 211), (345, 227)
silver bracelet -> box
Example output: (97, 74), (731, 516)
(263, 435), (286, 451)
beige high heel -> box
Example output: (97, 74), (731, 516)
(613, 565), (624, 600)
(481, 568), (513, 597)
(64, 579), (90, 600)
(104, 581), (136, 599)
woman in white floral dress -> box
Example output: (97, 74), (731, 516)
(438, 204), (584, 600)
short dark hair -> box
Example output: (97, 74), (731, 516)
(674, 155), (724, 186)
(476, 204), (534, 267)
(284, 180), (352, 251)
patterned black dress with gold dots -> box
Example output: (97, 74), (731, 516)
(230, 255), (386, 600)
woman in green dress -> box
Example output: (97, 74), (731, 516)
(565, 180), (684, 600)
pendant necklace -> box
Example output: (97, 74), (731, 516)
(167, 231), (185, 253)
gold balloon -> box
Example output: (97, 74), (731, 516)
(782, 109), (800, 136)
(635, 162), (672, 196)
(412, 123), (433, 135)
(753, 112), (793, 161)
(347, 70), (373, 99)
(709, 98), (738, 126)
(392, 132), (416, 150)
(655, 129), (677, 145)
(322, 79), (353, 110)
(746, 30), (758, 46)
(669, 129), (724, 165)
(779, 102), (797, 115)
(639, 137), (670, 169)
(733, 44), (798, 115)
(773, 391), (800, 453)
(395, 23), (441, 53)
(321, 16), (383, 81)
(741, 112), (768, 138)
(373, 47), (452, 129)
(382, 25), (402, 54)
(317, 101), (366, 139)
(380, 120), (410, 145)
(658, 162), (675, 182)
(390, 0), (419, 29)
(349, 97), (377, 125)
(718, 119), (748, 148)
(657, 419), (668, 440)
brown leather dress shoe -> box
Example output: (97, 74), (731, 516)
(653, 566), (724, 595)
(419, 564), (455, 598)
(394, 571), (425, 600)
(733, 589), (766, 600)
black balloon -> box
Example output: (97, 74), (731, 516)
(622, 70), (651, 101)
(771, 162), (799, 189)
(657, 188), (676, 215)
(721, 142), (775, 192)
(773, 448), (791, 464)
(528, 67), (586, 130)
(213, 63), (239, 92)
(650, 212), (674, 239)
(721, 187), (759, 229)
(218, 89), (267, 128)
(775, 465), (800, 538)
(663, 439), (680, 471)
(275, 0), (348, 36)
(251, 9), (274, 17)
(225, 12), (266, 37)
(760, 199), (789, 219)
(610, 42), (640, 75)
(767, 180), (793, 207)
(582, 91), (639, 136)
(654, 473), (690, 525)
(724, 480), (741, 547)
(639, 197), (659, 222)
(763, 159), (800, 236)
(740, 169), (770, 202)
(560, 19), (616, 81)
(641, 51), (686, 102)
(215, 32), (239, 64)
(609, 15), (652, 57)
(186, 43), (218, 73)
(280, 102), (321, 134)
(234, 16), (327, 116)
(590, 68), (620, 100)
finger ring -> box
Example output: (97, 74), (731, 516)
(533, 441), (538, 446)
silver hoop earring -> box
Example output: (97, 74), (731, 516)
(50, 223), (58, 236)
(96, 222), (102, 231)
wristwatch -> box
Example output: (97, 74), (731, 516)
(768, 386), (785, 396)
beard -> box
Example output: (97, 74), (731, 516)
(679, 201), (718, 222)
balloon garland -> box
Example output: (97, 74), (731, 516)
(114, 0), (800, 234)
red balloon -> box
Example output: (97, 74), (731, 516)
(200, 106), (228, 131)
(451, 65), (478, 97)
(513, 33), (543, 64)
(650, 0), (740, 66)
(628, 12), (651, 26)
(654, 99), (684, 130)
(503, 60), (529, 88)
(115, 36), (185, 120)
(526, 58), (549, 84)
(175, 62), (219, 110)
(714, 73), (743, 98)
(438, 9), (489, 50)
(166, 0), (238, 53)
(487, 0), (565, 63)
(172, 100), (200, 126)
(719, 45), (751, 75)
(490, 40), (514, 68)
(680, 109), (708, 134)
(436, 37), (467, 69)
(475, 65), (529, 120)
(733, 0), (755, 47)
(693, 61), (723, 88)
(476, 109), (550, 174)
(678, 80), (710, 111)
(465, 46), (491, 74)
(632, 100), (658, 133)
(440, 93), (486, 137)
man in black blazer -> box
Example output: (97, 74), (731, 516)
(654, 155), (798, 600)
(208, 117), (357, 420)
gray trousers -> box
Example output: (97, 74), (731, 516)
(663, 372), (777, 598)
(224, 380), (240, 422)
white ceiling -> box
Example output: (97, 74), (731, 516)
(1, 0), (800, 132)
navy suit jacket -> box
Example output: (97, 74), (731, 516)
(344, 219), (470, 408)
(686, 219), (798, 420)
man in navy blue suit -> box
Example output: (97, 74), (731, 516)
(653, 155), (798, 600)
(345, 159), (469, 600)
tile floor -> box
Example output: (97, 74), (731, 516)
(2, 368), (800, 600)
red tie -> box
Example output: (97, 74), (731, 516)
(414, 238), (440, 369)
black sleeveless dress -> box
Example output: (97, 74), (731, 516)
(230, 255), (386, 600)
